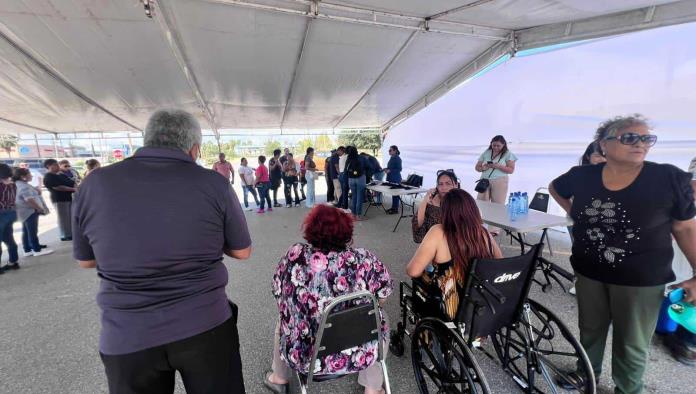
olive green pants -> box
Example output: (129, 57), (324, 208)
(575, 273), (664, 394)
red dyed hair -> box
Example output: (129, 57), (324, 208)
(441, 189), (493, 283)
(303, 205), (354, 252)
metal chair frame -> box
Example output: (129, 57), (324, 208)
(297, 290), (392, 394)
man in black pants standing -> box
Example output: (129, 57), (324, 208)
(269, 149), (283, 207)
(73, 109), (252, 393)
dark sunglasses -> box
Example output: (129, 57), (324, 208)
(437, 168), (454, 176)
(604, 132), (657, 147)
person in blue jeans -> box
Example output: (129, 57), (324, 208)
(345, 146), (367, 219)
(0, 163), (19, 272)
(385, 145), (402, 214)
(238, 158), (260, 210)
(13, 167), (53, 258)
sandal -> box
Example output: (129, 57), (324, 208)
(263, 370), (289, 394)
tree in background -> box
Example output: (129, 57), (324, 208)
(296, 137), (314, 156)
(314, 134), (334, 152)
(264, 139), (282, 156)
(0, 135), (18, 158)
(201, 140), (238, 164)
(337, 130), (381, 155)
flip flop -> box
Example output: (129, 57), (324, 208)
(263, 370), (289, 394)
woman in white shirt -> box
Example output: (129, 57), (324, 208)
(238, 158), (260, 210)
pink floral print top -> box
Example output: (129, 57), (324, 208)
(272, 243), (393, 376)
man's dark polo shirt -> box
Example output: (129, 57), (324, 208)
(72, 147), (251, 355)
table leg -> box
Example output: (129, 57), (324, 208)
(392, 196), (405, 232)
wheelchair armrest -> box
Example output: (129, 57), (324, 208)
(471, 274), (506, 304)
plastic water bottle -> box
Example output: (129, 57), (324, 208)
(521, 192), (529, 215)
(508, 195), (519, 221)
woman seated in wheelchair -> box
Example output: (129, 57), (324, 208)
(406, 189), (503, 321)
(265, 205), (393, 394)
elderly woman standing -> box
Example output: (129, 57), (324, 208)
(550, 115), (696, 393)
(475, 135), (517, 235)
(411, 170), (458, 243)
(13, 168), (53, 258)
(265, 205), (392, 394)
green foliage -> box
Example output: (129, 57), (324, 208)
(337, 130), (381, 155)
(295, 137), (314, 156)
(0, 135), (18, 158)
(314, 134), (334, 152)
(264, 140), (282, 156)
(201, 140), (238, 164)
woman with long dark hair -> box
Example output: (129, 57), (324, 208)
(411, 170), (458, 243)
(345, 146), (368, 218)
(475, 135), (517, 235)
(407, 189), (503, 319)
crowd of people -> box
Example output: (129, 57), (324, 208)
(1, 107), (690, 394)
(209, 143), (395, 220)
(0, 158), (102, 274)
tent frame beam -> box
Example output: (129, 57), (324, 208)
(516, 1), (696, 50)
(206, 0), (510, 40)
(0, 116), (57, 135)
(154, 0), (220, 140)
(334, 0), (498, 128)
(0, 24), (141, 132)
(280, 2), (315, 131)
(382, 0), (696, 132)
(382, 37), (515, 132)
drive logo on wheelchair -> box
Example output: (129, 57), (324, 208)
(493, 271), (521, 283)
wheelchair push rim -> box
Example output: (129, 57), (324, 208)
(411, 318), (491, 394)
(491, 299), (596, 394)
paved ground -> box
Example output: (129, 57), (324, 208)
(0, 182), (694, 393)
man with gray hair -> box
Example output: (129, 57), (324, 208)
(73, 109), (252, 393)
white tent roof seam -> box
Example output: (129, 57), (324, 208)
(0, 0), (694, 135)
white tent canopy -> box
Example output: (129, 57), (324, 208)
(1, 0), (695, 135)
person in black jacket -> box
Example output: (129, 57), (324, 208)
(345, 146), (368, 219)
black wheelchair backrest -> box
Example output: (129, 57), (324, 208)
(457, 244), (543, 341)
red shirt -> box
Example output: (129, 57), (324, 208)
(255, 164), (270, 183)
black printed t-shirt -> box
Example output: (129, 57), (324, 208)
(552, 162), (695, 286)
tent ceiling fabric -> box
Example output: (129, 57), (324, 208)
(0, 1), (694, 134)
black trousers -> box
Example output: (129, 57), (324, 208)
(101, 306), (244, 394)
(326, 174), (335, 202)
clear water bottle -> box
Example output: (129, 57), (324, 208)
(521, 192), (529, 215)
(508, 195), (519, 221)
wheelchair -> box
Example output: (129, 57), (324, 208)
(390, 244), (596, 393)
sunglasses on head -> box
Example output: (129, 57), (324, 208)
(604, 132), (657, 147)
(437, 169), (454, 176)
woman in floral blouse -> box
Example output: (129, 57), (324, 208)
(264, 205), (393, 394)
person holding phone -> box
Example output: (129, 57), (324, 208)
(475, 135), (517, 235)
(411, 170), (458, 243)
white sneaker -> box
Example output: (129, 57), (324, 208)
(22, 251), (34, 257)
(32, 249), (54, 257)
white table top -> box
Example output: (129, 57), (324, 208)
(366, 183), (430, 196)
(476, 200), (573, 233)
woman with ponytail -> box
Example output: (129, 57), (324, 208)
(406, 189), (503, 319)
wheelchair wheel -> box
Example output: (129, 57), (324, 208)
(492, 299), (595, 393)
(411, 318), (491, 394)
